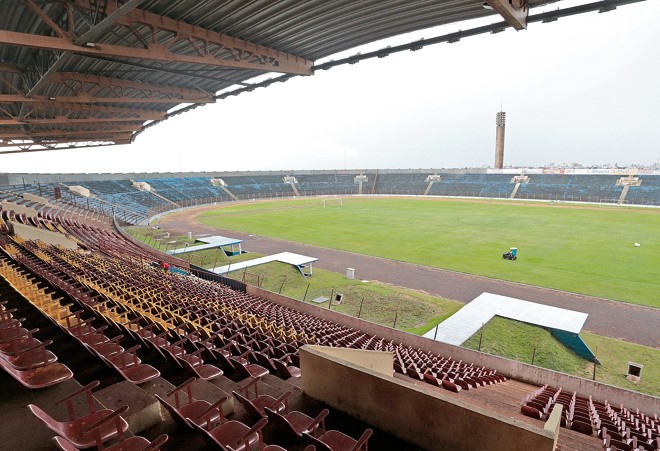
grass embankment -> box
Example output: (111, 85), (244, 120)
(463, 316), (660, 397)
(196, 197), (660, 307)
(226, 261), (461, 335)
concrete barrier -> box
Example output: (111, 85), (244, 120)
(10, 221), (78, 249)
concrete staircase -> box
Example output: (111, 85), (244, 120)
(218, 185), (239, 201)
(618, 184), (630, 204)
(289, 181), (300, 197)
(510, 182), (521, 199)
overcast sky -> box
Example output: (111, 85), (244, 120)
(2, 0), (659, 174)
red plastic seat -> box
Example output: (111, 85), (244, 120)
(441, 379), (462, 393)
(52, 405), (168, 451)
(0, 338), (57, 369)
(155, 377), (223, 428)
(191, 417), (268, 451)
(253, 351), (279, 373)
(520, 405), (543, 420)
(0, 321), (30, 341)
(272, 358), (301, 379)
(303, 428), (373, 451)
(54, 433), (168, 451)
(0, 355), (73, 389)
(231, 356), (269, 380)
(105, 345), (160, 385)
(179, 355), (224, 381)
(265, 406), (329, 439)
(29, 381), (129, 449)
(232, 377), (289, 419)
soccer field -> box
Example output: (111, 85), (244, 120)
(197, 197), (660, 308)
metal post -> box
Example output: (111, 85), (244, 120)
(434, 324), (440, 341)
(328, 289), (334, 310)
(531, 336), (538, 365)
(592, 347), (598, 381)
(357, 297), (364, 319)
(477, 323), (484, 351)
(392, 309), (398, 329)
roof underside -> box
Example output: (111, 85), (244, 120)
(0, 0), (646, 153)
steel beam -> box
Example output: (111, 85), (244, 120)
(0, 139), (131, 153)
(0, 63), (23, 74)
(0, 29), (313, 76)
(0, 117), (149, 125)
(75, 0), (313, 76)
(27, 102), (167, 118)
(25, 0), (149, 97)
(484, 0), (528, 30)
(49, 72), (213, 102)
(0, 94), (209, 105)
(0, 125), (139, 139)
(23, 0), (70, 38)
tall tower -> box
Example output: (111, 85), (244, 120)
(495, 111), (506, 169)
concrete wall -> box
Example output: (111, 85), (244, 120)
(300, 345), (557, 451)
(10, 221), (78, 249)
(1, 201), (39, 217)
(247, 285), (660, 416)
(22, 193), (49, 205)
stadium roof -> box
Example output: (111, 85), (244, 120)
(0, 0), (647, 154)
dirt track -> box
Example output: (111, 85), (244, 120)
(159, 206), (660, 349)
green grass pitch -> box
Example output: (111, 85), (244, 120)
(197, 197), (660, 308)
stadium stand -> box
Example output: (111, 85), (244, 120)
(522, 385), (660, 450)
(216, 175), (290, 199)
(295, 173), (360, 196)
(4, 172), (658, 226)
(1, 203), (658, 450)
(372, 172), (429, 195)
(428, 173), (514, 198)
(515, 175), (624, 202)
(627, 176), (660, 206)
(138, 178), (229, 204)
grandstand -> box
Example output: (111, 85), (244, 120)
(2, 170), (658, 226)
(1, 0), (658, 448)
(0, 172), (659, 451)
